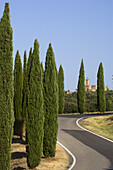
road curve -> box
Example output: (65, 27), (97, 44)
(58, 113), (113, 170)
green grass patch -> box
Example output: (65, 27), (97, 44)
(80, 115), (113, 141)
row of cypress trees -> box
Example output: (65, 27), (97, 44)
(13, 41), (65, 168)
(77, 59), (106, 113)
(0, 3), (65, 169)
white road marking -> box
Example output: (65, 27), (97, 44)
(57, 141), (76, 170)
(76, 116), (113, 143)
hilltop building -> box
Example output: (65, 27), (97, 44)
(85, 78), (97, 92)
(66, 90), (73, 94)
(76, 78), (109, 92)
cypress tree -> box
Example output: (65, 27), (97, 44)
(77, 59), (85, 113)
(26, 39), (44, 168)
(43, 43), (58, 158)
(0, 3), (14, 169)
(26, 48), (32, 162)
(58, 65), (65, 114)
(97, 62), (106, 112)
(56, 67), (59, 112)
(41, 62), (44, 98)
(27, 47), (32, 84)
(22, 51), (27, 120)
(14, 50), (23, 137)
(26, 48), (32, 116)
(41, 62), (44, 75)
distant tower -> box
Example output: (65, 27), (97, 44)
(86, 78), (89, 86)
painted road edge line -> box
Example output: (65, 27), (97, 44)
(76, 117), (113, 143)
(57, 141), (76, 170)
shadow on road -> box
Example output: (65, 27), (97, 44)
(62, 129), (113, 169)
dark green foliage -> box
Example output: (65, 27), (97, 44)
(64, 91), (98, 113)
(58, 65), (65, 114)
(40, 62), (45, 114)
(43, 43), (58, 158)
(41, 62), (44, 74)
(64, 92), (77, 113)
(64, 90), (113, 113)
(77, 59), (85, 113)
(0, 3), (14, 169)
(97, 62), (106, 112)
(27, 47), (32, 85)
(105, 90), (113, 111)
(22, 51), (27, 120)
(55, 66), (59, 113)
(26, 48), (32, 115)
(106, 98), (111, 111)
(26, 39), (44, 168)
(14, 51), (23, 120)
(14, 51), (23, 137)
(85, 91), (98, 112)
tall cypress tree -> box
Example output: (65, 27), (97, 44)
(77, 59), (85, 113)
(22, 51), (27, 120)
(58, 65), (65, 114)
(97, 62), (106, 112)
(0, 3), (14, 169)
(56, 67), (59, 112)
(27, 47), (32, 85)
(26, 39), (44, 168)
(26, 48), (32, 116)
(43, 43), (58, 158)
(14, 50), (23, 137)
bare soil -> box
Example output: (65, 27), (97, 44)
(10, 136), (69, 170)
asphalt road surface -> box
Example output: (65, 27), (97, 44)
(58, 113), (113, 170)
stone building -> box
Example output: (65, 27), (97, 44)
(66, 90), (73, 94)
(85, 78), (109, 92)
(76, 78), (109, 92)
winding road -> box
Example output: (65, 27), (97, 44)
(58, 113), (113, 170)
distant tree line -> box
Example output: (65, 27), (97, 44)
(65, 60), (110, 114)
(64, 90), (113, 113)
(0, 3), (65, 169)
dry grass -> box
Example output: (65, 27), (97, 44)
(10, 136), (69, 170)
(80, 115), (113, 141)
(60, 111), (113, 115)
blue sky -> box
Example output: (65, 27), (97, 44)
(0, 0), (113, 91)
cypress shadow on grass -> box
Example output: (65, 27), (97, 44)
(13, 167), (26, 170)
(12, 137), (26, 144)
(11, 152), (26, 160)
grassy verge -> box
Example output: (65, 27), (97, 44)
(60, 111), (113, 115)
(11, 136), (69, 170)
(80, 115), (113, 141)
